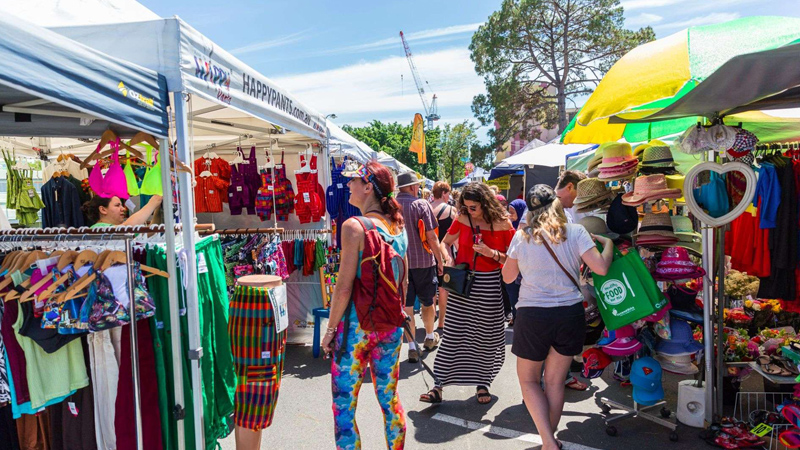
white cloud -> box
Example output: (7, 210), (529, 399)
(659, 12), (741, 29)
(620, 0), (688, 11)
(230, 30), (310, 55)
(626, 12), (663, 26)
(319, 22), (483, 56)
(274, 48), (485, 117)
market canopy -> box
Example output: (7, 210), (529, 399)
(562, 16), (800, 144)
(453, 167), (489, 188)
(502, 143), (597, 167)
(613, 43), (800, 124)
(54, 17), (327, 146)
(0, 14), (169, 138)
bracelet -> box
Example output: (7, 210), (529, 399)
(493, 250), (499, 261)
(325, 327), (337, 336)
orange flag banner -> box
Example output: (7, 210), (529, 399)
(409, 113), (426, 164)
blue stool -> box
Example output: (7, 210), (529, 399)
(312, 307), (331, 358)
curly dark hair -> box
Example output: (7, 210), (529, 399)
(457, 182), (509, 230)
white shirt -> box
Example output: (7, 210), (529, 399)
(507, 224), (595, 308)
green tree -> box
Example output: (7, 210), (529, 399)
(439, 121), (482, 185)
(342, 120), (442, 180)
(470, 0), (656, 147)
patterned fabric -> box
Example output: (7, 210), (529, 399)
(332, 306), (405, 450)
(194, 175), (229, 213)
(255, 168), (275, 220)
(272, 153), (295, 221)
(262, 237), (289, 280)
(81, 263), (155, 332)
(396, 192), (437, 269)
(228, 285), (287, 431)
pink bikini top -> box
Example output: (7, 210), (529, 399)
(89, 138), (129, 199)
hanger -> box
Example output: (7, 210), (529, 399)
(82, 130), (142, 169)
(36, 250), (80, 302)
(128, 131), (159, 151)
(230, 147), (244, 165)
(1, 250), (47, 301)
(296, 149), (311, 174)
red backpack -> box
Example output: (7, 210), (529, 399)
(350, 216), (406, 331)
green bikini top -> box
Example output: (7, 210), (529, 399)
(123, 151), (140, 196)
(139, 144), (162, 196)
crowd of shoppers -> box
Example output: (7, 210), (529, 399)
(323, 161), (614, 449)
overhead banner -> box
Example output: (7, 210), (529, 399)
(487, 175), (510, 189)
(53, 17), (327, 140)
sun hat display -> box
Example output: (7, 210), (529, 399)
(622, 174), (682, 206)
(587, 145), (606, 172)
(578, 216), (616, 239)
(597, 142), (636, 169)
(607, 194), (639, 235)
(655, 247), (706, 280)
(665, 174), (686, 203)
(601, 325), (643, 356)
(633, 143), (649, 159)
(656, 319), (703, 356)
(654, 352), (699, 375)
(396, 171), (423, 188)
(727, 128), (758, 158)
(573, 178), (614, 211)
(635, 212), (677, 239)
(631, 357), (665, 406)
(671, 216), (700, 242)
(582, 348), (613, 379)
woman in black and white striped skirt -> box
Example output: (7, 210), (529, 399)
(420, 182), (515, 404)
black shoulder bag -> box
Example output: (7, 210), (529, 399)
(440, 214), (479, 296)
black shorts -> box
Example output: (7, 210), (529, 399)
(405, 266), (438, 307)
(512, 303), (585, 361)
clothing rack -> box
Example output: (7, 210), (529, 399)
(0, 223), (216, 236)
(0, 229), (159, 450)
(202, 227), (332, 236)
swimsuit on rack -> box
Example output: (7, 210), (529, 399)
(88, 139), (129, 199)
(139, 145), (162, 196)
(82, 263), (155, 332)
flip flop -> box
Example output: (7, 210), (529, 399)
(783, 404), (800, 428)
(780, 429), (800, 449)
(757, 355), (786, 376)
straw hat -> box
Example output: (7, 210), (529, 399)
(633, 143), (649, 158)
(640, 140), (676, 168)
(573, 178), (613, 208)
(635, 212), (677, 239)
(622, 174), (683, 206)
(671, 215), (699, 242)
(597, 143), (636, 169)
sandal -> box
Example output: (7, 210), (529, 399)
(566, 378), (589, 391)
(757, 355), (787, 376)
(420, 388), (442, 404)
(476, 386), (492, 404)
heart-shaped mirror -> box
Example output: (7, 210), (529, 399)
(683, 161), (756, 227)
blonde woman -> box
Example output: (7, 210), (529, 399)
(502, 185), (613, 450)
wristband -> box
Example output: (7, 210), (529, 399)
(325, 327), (337, 336)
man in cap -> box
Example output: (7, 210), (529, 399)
(555, 170), (588, 224)
(396, 172), (445, 363)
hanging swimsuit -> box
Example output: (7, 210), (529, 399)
(123, 150), (140, 197)
(88, 139), (129, 199)
(81, 263), (156, 332)
(260, 236), (289, 280)
(294, 154), (324, 224)
(255, 166), (275, 221)
(49, 264), (91, 334)
(272, 152), (295, 221)
(139, 144), (163, 196)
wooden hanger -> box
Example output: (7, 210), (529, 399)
(2, 251), (47, 301)
(74, 249), (98, 271)
(37, 251), (80, 302)
(81, 130), (143, 169)
(100, 250), (168, 278)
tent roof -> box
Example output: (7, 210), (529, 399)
(53, 17), (327, 144)
(614, 43), (800, 123)
(502, 143), (597, 167)
(453, 167), (489, 188)
(0, 13), (169, 139)
(0, 0), (159, 27)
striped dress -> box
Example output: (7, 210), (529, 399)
(434, 269), (507, 387)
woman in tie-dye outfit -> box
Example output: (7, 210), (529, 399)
(322, 161), (408, 449)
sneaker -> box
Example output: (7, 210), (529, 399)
(408, 349), (420, 363)
(423, 333), (440, 351)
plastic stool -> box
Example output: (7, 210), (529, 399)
(312, 307), (330, 358)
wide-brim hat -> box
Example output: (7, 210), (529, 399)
(656, 319), (703, 355)
(598, 142), (637, 169)
(396, 171), (423, 188)
(602, 337), (642, 356)
(574, 178), (613, 207)
(654, 241), (702, 257)
(622, 174), (682, 206)
(654, 353), (699, 375)
(635, 212), (677, 239)
(578, 216), (618, 239)
(640, 140), (676, 168)
(665, 175), (686, 203)
(670, 215), (700, 242)
(576, 196), (614, 213)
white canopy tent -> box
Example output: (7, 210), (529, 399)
(502, 142), (597, 167)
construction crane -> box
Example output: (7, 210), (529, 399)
(400, 31), (440, 128)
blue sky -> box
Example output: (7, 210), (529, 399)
(140, 0), (800, 139)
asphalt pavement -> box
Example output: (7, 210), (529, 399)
(219, 325), (761, 450)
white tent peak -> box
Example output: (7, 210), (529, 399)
(0, 0), (160, 27)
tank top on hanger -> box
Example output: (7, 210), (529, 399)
(139, 145), (162, 196)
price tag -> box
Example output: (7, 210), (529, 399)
(229, 192), (234, 197)
(68, 402), (78, 416)
(197, 253), (208, 274)
(303, 192), (310, 203)
(236, 186), (243, 192)
(261, 351), (271, 359)
(268, 185), (274, 191)
(751, 423), (772, 437)
(209, 190), (214, 194)
(28, 189), (35, 198)
(337, 183), (343, 189)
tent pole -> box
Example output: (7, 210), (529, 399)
(125, 237), (143, 450)
(702, 150), (715, 425)
(160, 133), (186, 450)
(716, 227), (726, 417)
(173, 92), (206, 450)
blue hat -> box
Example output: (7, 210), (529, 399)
(656, 319), (703, 356)
(631, 357), (664, 406)
(597, 328), (616, 346)
(669, 309), (703, 324)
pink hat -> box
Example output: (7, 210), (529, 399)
(644, 301), (672, 323)
(621, 174), (683, 206)
(655, 247), (706, 280)
(601, 325), (643, 356)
